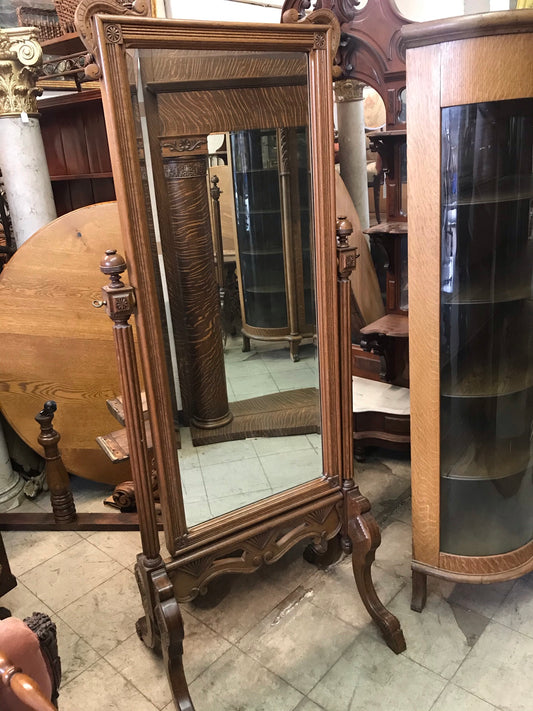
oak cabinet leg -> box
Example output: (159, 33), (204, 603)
(411, 568), (428, 612)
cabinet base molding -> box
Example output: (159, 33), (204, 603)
(411, 546), (533, 612)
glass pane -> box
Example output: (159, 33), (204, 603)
(440, 98), (533, 556)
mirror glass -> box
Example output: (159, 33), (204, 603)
(127, 48), (322, 528)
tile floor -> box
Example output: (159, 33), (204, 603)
(2, 449), (533, 711)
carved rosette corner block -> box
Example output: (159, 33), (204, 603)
(314, 31), (327, 49)
(0, 28), (43, 117)
(104, 24), (123, 45)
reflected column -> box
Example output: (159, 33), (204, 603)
(334, 79), (370, 230)
(160, 136), (232, 429)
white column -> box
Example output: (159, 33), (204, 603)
(334, 79), (370, 230)
(0, 423), (24, 511)
(0, 28), (56, 509)
(0, 27), (56, 249)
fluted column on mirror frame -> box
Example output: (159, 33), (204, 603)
(0, 27), (56, 248)
(334, 79), (370, 231)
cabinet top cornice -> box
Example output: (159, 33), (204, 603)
(400, 9), (533, 50)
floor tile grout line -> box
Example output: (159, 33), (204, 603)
(60, 654), (162, 710)
(52, 560), (134, 615)
(3, 529), (85, 578)
(102, 628), (174, 709)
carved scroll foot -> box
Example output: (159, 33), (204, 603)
(303, 533), (343, 568)
(134, 555), (195, 711)
(411, 568), (428, 612)
(354, 444), (366, 463)
(346, 487), (406, 654)
(289, 340), (300, 362)
(153, 568), (195, 711)
(135, 554), (163, 653)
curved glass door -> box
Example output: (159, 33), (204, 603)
(440, 98), (533, 556)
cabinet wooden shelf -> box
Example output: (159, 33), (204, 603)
(361, 313), (408, 339)
(441, 434), (531, 481)
(403, 10), (533, 604)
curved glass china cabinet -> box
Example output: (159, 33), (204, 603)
(403, 10), (533, 610)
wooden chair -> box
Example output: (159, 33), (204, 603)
(0, 614), (61, 711)
(0, 649), (57, 711)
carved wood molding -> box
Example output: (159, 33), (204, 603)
(0, 28), (43, 116)
(163, 156), (208, 180)
(74, 0), (150, 78)
(170, 496), (343, 601)
(286, 0), (410, 127)
(281, 3), (341, 68)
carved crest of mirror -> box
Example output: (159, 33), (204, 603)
(76, 2), (405, 706)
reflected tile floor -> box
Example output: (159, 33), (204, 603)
(180, 338), (322, 526)
(2, 449), (533, 711)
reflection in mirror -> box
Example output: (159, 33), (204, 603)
(128, 48), (322, 528)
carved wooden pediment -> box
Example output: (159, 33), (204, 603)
(74, 0), (150, 77)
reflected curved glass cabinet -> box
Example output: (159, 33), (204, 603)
(403, 10), (533, 609)
(230, 127), (314, 360)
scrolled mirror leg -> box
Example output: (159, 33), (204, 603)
(153, 568), (195, 711)
(135, 555), (195, 710)
(346, 488), (406, 654)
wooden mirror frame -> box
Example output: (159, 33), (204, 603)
(76, 4), (405, 707)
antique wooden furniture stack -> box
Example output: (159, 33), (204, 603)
(74, 1), (406, 707)
(321, 0), (411, 460)
(403, 10), (533, 610)
(0, 203), (129, 488)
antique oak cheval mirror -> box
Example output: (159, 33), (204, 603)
(75, 2), (406, 707)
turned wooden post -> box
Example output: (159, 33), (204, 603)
(99, 250), (161, 560)
(278, 127), (302, 362)
(336, 217), (358, 489)
(336, 218), (406, 654)
(210, 174), (225, 293)
(35, 401), (76, 525)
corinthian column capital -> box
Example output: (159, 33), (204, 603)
(0, 27), (43, 117)
(334, 79), (366, 104)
